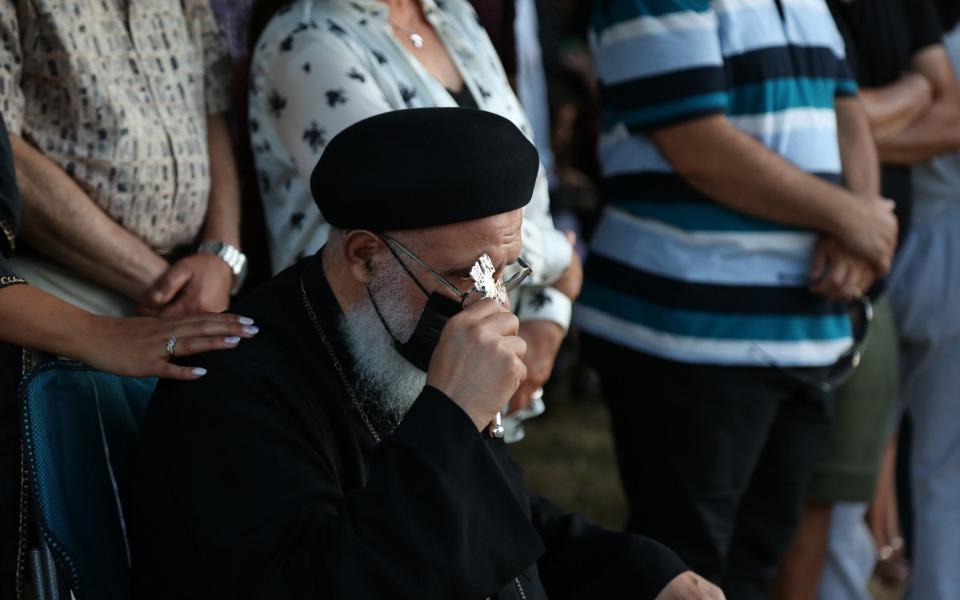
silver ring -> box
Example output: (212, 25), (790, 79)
(166, 335), (178, 356)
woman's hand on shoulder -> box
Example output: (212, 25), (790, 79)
(81, 313), (259, 380)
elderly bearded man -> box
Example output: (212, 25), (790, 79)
(130, 108), (722, 600)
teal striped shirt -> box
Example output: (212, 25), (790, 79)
(579, 0), (857, 366)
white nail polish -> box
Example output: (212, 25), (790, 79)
(192, 368), (207, 377)
(238, 316), (255, 325)
(243, 325), (259, 335)
(225, 336), (241, 345)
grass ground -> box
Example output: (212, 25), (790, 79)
(508, 389), (904, 600)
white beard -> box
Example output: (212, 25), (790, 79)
(339, 268), (427, 428)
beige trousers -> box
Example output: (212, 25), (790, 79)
(10, 250), (136, 318)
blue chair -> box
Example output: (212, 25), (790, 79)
(19, 360), (157, 600)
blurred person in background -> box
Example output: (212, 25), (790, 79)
(773, 1), (958, 598)
(467, 0), (517, 82)
(474, 0), (601, 258)
(209, 0), (278, 292)
(0, 110), (258, 599)
(211, 0), (259, 62)
(547, 68), (600, 260)
(511, 0), (554, 175)
(582, 1), (896, 597)
(0, 0), (247, 320)
(247, 0), (582, 425)
(886, 1), (960, 597)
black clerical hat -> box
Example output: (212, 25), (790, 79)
(310, 108), (539, 230)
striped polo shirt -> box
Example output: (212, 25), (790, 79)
(577, 0), (858, 367)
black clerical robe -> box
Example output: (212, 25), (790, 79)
(130, 254), (687, 599)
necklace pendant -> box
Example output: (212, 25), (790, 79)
(410, 33), (424, 49)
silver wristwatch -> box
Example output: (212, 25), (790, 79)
(197, 240), (248, 295)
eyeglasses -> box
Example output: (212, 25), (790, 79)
(380, 234), (533, 307)
(750, 294), (873, 393)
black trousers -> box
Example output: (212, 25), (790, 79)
(583, 336), (833, 599)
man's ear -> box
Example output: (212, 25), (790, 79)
(341, 230), (384, 284)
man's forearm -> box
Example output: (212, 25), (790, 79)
(652, 115), (863, 237)
(11, 134), (168, 303)
(814, 98), (880, 299)
(879, 97), (960, 164)
(859, 73), (933, 143)
(878, 45), (960, 165)
(836, 96), (880, 196)
(202, 115), (241, 247)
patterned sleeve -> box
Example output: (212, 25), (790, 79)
(0, 3), (24, 134)
(257, 24), (392, 189)
(590, 0), (728, 133)
(512, 167), (574, 329)
(186, 0), (233, 115)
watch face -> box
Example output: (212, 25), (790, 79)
(230, 252), (249, 295)
(200, 241), (247, 293)
(233, 255), (247, 277)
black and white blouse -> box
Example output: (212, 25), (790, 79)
(249, 0), (573, 328)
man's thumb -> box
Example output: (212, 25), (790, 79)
(150, 267), (190, 305)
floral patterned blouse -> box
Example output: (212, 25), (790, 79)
(249, 0), (573, 326)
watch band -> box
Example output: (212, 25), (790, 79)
(197, 240), (248, 295)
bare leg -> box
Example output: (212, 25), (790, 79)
(868, 433), (909, 585)
(772, 501), (832, 600)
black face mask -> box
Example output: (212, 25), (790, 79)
(368, 288), (462, 372)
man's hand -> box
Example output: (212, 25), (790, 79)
(834, 196), (898, 274)
(655, 571), (725, 600)
(810, 237), (877, 301)
(140, 254), (233, 318)
(426, 299), (527, 431)
(862, 72), (934, 143)
(509, 320), (564, 414)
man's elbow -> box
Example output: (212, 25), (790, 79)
(662, 149), (701, 181)
(7, 132), (47, 182)
(651, 116), (730, 185)
(8, 131), (29, 161)
(916, 96), (960, 154)
(662, 148), (720, 190)
(944, 102), (960, 151)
